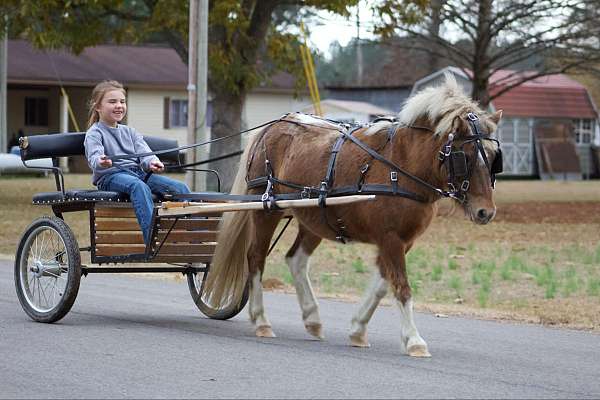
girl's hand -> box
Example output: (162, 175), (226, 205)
(99, 155), (112, 168)
(149, 160), (164, 172)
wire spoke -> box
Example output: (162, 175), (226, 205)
(39, 278), (51, 308)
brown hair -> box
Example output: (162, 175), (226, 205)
(86, 80), (126, 129)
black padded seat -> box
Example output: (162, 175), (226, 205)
(32, 189), (161, 205)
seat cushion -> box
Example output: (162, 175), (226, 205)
(32, 189), (159, 204)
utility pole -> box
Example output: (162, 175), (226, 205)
(356, 2), (363, 86)
(0, 31), (7, 153)
(186, 0), (209, 191)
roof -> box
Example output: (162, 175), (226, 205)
(305, 99), (395, 116)
(7, 39), (299, 91)
(8, 40), (187, 87)
(490, 70), (597, 119)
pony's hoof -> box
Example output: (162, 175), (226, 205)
(255, 325), (276, 338)
(305, 323), (324, 340)
(349, 333), (370, 348)
(407, 344), (431, 358)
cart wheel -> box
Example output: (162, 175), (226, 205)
(187, 267), (249, 320)
(14, 216), (81, 323)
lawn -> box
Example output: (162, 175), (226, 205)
(1, 175), (599, 330)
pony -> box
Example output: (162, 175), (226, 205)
(203, 74), (503, 357)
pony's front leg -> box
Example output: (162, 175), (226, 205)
(248, 271), (276, 337)
(349, 269), (389, 347)
(286, 228), (324, 339)
(247, 212), (283, 338)
(380, 241), (431, 357)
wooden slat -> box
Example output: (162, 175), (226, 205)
(153, 255), (213, 263)
(96, 231), (218, 244)
(156, 231), (218, 243)
(95, 208), (136, 218)
(95, 220), (141, 231)
(95, 245), (146, 256)
(156, 243), (216, 255)
(158, 218), (220, 231)
(95, 232), (144, 244)
(95, 243), (216, 257)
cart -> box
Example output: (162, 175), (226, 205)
(14, 132), (248, 323)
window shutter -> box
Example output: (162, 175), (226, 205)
(163, 97), (171, 129)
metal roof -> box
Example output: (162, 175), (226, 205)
(7, 39), (299, 91)
(490, 71), (598, 119)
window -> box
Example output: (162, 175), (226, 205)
(163, 98), (212, 129)
(170, 99), (188, 128)
(24, 97), (49, 126)
(572, 119), (593, 144)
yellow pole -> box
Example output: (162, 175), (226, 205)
(300, 22), (322, 116)
(60, 87), (81, 132)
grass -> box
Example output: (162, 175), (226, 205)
(2, 175), (600, 330)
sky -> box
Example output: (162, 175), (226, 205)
(307, 5), (377, 58)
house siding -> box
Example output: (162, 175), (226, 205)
(127, 89), (190, 147)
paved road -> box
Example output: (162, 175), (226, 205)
(1, 259), (599, 399)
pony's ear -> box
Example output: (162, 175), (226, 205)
(489, 110), (503, 124)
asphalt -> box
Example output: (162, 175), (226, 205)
(1, 259), (599, 399)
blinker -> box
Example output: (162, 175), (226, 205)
(491, 148), (503, 175)
(450, 151), (468, 177)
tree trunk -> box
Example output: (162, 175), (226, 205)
(208, 92), (245, 192)
(471, 0), (492, 107)
(427, 0), (444, 74)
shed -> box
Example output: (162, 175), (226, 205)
(411, 67), (600, 179)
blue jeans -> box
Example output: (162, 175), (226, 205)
(98, 167), (191, 246)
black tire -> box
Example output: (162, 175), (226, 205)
(14, 216), (81, 323)
(187, 267), (249, 320)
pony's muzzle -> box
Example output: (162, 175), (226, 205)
(474, 207), (496, 224)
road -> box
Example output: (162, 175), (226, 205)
(1, 259), (599, 399)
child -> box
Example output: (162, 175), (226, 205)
(84, 80), (191, 246)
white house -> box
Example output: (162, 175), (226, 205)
(5, 40), (308, 169)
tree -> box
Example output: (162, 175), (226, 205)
(0, 0), (359, 189)
(372, 0), (600, 107)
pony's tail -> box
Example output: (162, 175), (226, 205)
(202, 134), (259, 308)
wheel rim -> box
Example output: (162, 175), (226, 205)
(19, 226), (70, 313)
(189, 270), (245, 314)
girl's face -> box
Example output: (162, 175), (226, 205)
(96, 89), (127, 127)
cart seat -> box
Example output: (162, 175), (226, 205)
(33, 189), (159, 205)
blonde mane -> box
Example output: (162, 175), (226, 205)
(399, 72), (485, 136)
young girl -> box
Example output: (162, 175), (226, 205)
(84, 80), (190, 246)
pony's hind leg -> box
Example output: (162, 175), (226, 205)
(349, 269), (389, 348)
(247, 211), (283, 338)
(285, 225), (323, 339)
(379, 238), (431, 357)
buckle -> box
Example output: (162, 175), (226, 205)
(301, 187), (311, 199)
(467, 112), (478, 121)
(448, 182), (457, 192)
(360, 164), (370, 174)
(261, 178), (273, 202)
(461, 180), (470, 191)
(390, 171), (398, 182)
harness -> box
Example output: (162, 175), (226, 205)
(247, 112), (503, 242)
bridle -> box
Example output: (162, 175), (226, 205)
(438, 112), (503, 203)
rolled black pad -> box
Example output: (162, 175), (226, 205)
(20, 132), (180, 164)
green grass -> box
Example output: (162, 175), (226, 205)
(431, 264), (443, 281)
(352, 258), (367, 274)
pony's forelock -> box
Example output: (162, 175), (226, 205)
(399, 72), (485, 136)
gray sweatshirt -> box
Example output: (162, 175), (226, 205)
(84, 122), (159, 186)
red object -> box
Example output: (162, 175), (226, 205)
(490, 70), (597, 119)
